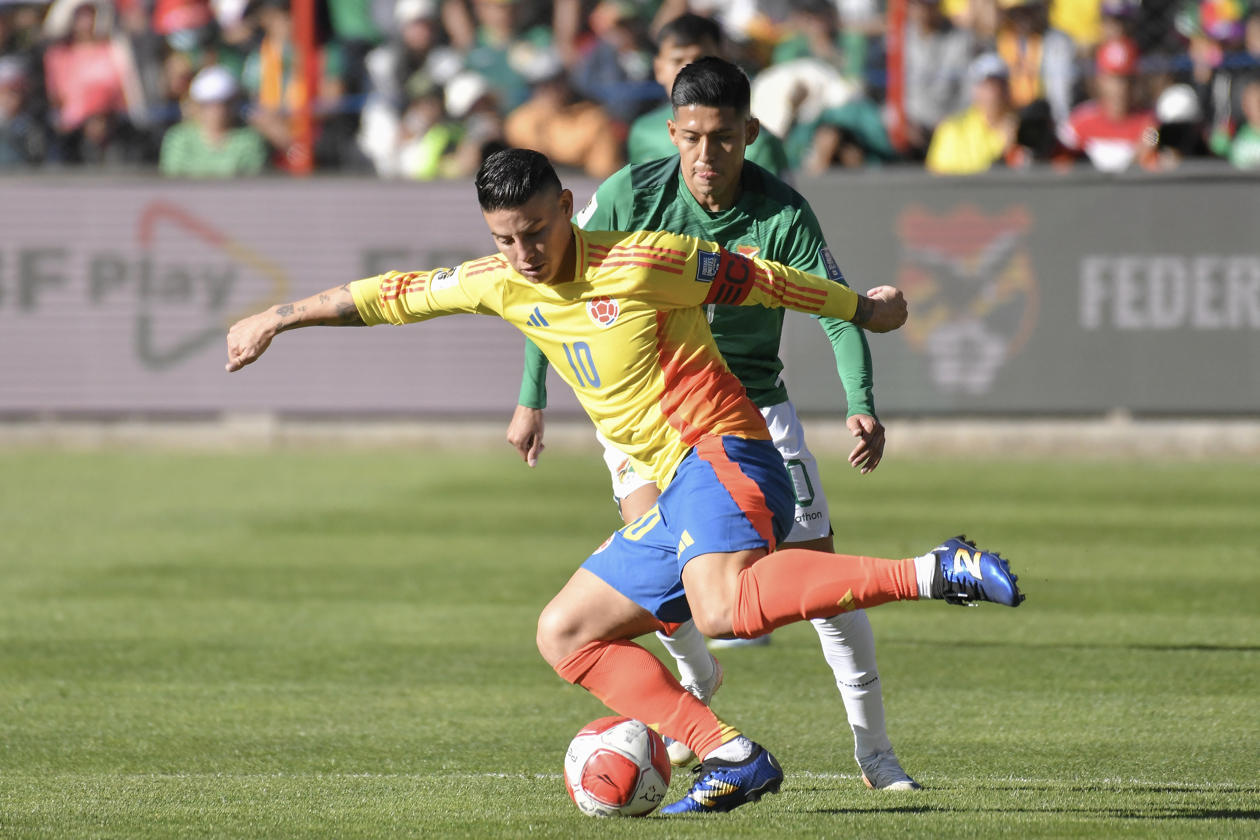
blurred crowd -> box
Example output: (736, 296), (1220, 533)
(0, 0), (1258, 176)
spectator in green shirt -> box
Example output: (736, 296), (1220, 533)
(626, 13), (790, 176)
(160, 65), (266, 177)
(1211, 79), (1260, 170)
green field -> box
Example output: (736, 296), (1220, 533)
(1, 450), (1257, 838)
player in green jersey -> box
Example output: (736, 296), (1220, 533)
(626, 14), (790, 178)
(504, 57), (919, 791)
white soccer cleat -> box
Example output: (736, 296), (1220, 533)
(859, 749), (923, 791)
(682, 654), (724, 705)
(664, 656), (724, 766)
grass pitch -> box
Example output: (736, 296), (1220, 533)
(0, 449), (1257, 839)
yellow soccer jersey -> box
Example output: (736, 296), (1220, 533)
(351, 226), (859, 488)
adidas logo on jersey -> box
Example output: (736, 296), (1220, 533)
(527, 307), (550, 327)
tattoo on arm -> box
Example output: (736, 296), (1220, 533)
(276, 304), (295, 317)
(319, 294), (330, 304)
(334, 300), (364, 326)
(852, 296), (874, 327)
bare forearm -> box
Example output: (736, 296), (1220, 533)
(273, 284), (364, 333)
(226, 284), (364, 372)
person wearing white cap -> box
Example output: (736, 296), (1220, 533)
(926, 53), (1021, 174)
(159, 64), (267, 177)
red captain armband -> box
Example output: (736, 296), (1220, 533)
(701, 249), (757, 306)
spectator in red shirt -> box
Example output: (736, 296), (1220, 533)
(42, 0), (147, 162)
(43, 0), (142, 129)
(1057, 37), (1157, 171)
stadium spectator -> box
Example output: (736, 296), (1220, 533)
(834, 0), (886, 84)
(504, 48), (622, 176)
(159, 64), (266, 176)
(1049, 0), (1101, 50)
(0, 55), (48, 166)
(444, 69), (507, 175)
(994, 0), (1076, 155)
(1154, 82), (1206, 167)
(2, 3), (51, 131)
(1210, 77), (1260, 168)
(627, 13), (788, 174)
(942, 0), (1000, 43)
(42, 0), (148, 162)
(926, 52), (1019, 173)
(209, 0), (259, 80)
(152, 0), (213, 50)
(242, 0), (349, 171)
(394, 70), (460, 178)
(357, 0), (444, 175)
(377, 68), (504, 180)
(1203, 9), (1260, 131)
(1097, 0), (1137, 44)
(570, 1), (654, 124)
(903, 0), (976, 155)
(1057, 37), (1157, 171)
(771, 0), (847, 73)
(750, 57), (894, 173)
(463, 0), (551, 113)
(325, 0), (384, 95)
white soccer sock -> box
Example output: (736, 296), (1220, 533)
(812, 610), (893, 761)
(913, 552), (938, 600)
(704, 735), (754, 763)
(656, 620), (714, 692)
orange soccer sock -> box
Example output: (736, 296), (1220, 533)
(732, 549), (919, 639)
(554, 639), (738, 759)
(655, 620), (685, 636)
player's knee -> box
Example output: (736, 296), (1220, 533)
(536, 602), (583, 668)
(689, 603), (734, 639)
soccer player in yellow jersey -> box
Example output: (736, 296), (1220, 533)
(226, 149), (1025, 815)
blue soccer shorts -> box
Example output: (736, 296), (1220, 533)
(580, 435), (795, 623)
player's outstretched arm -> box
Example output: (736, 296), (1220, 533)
(225, 284), (363, 372)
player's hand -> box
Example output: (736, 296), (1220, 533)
(226, 310), (278, 372)
(857, 286), (908, 333)
(507, 405), (546, 467)
(847, 414), (885, 474)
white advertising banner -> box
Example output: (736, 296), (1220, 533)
(0, 179), (594, 414)
(3, 172), (1258, 416)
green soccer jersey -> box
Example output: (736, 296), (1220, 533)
(626, 103), (791, 177)
(518, 156), (875, 415)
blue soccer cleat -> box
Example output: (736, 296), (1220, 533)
(659, 744), (784, 814)
(931, 535), (1025, 607)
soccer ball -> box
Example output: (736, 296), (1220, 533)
(563, 716), (671, 817)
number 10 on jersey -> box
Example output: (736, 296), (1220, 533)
(563, 341), (601, 388)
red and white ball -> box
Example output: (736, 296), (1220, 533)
(563, 716), (671, 817)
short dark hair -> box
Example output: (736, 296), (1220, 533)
(475, 149), (562, 212)
(671, 56), (750, 114)
(656, 14), (722, 51)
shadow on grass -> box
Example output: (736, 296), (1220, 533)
(1107, 809), (1260, 821)
(805, 805), (1260, 821)
(896, 640), (1260, 653)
